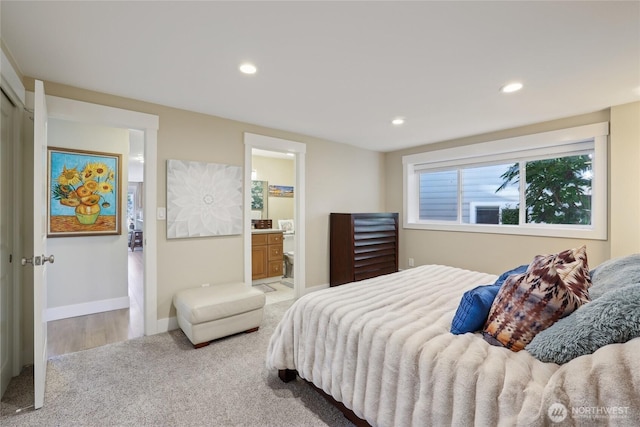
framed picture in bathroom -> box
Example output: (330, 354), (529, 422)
(269, 185), (294, 198)
(278, 219), (294, 233)
(251, 180), (268, 219)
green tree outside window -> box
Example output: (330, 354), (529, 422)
(496, 155), (592, 225)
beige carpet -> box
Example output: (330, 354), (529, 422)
(1, 300), (353, 427)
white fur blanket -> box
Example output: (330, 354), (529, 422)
(266, 265), (640, 426)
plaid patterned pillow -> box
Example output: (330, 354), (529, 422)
(483, 246), (591, 351)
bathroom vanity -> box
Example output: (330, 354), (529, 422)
(251, 229), (284, 280)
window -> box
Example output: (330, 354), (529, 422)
(403, 122), (608, 239)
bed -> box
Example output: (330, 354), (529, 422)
(266, 256), (640, 426)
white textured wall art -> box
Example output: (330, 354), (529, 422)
(167, 159), (243, 238)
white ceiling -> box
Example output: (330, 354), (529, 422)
(2, 1), (639, 153)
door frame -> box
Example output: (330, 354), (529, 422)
(244, 133), (306, 298)
(0, 86), (22, 396)
(43, 95), (160, 335)
(0, 54), (26, 387)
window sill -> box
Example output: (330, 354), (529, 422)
(403, 221), (606, 240)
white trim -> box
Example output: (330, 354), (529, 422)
(157, 316), (179, 333)
(45, 297), (129, 322)
(1, 87), (25, 379)
(46, 95), (158, 130)
(1, 50), (26, 106)
(244, 133), (306, 299)
(403, 122), (609, 167)
(143, 126), (158, 336)
(403, 123), (609, 240)
(45, 95), (160, 336)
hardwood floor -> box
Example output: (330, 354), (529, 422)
(47, 250), (144, 358)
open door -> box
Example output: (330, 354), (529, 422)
(23, 80), (53, 409)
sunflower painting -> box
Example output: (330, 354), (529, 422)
(48, 147), (121, 237)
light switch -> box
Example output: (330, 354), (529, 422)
(157, 207), (166, 220)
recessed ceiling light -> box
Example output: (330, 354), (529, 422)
(392, 118), (405, 126)
(239, 63), (257, 75)
(500, 82), (523, 93)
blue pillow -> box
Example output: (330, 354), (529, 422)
(450, 264), (528, 335)
(451, 284), (502, 334)
(494, 264), (529, 287)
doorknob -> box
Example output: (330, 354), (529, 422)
(42, 254), (55, 264)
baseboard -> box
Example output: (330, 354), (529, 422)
(46, 296), (130, 321)
(302, 283), (329, 295)
(157, 316), (179, 333)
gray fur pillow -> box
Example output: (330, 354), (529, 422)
(526, 284), (640, 364)
(589, 253), (640, 299)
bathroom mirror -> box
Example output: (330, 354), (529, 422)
(251, 180), (268, 219)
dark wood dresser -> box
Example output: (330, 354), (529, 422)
(330, 213), (399, 287)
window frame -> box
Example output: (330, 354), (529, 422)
(402, 122), (609, 239)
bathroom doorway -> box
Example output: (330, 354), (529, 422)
(251, 149), (295, 297)
(244, 133), (306, 300)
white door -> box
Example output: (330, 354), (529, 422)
(30, 80), (52, 409)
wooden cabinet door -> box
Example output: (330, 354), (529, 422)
(252, 246), (268, 280)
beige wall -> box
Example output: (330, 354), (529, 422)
(610, 102), (640, 258)
(251, 155), (295, 224)
(23, 80), (385, 320)
(20, 77), (636, 323)
(384, 108), (640, 275)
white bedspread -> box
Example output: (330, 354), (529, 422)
(266, 265), (640, 426)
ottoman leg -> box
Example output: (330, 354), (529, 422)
(193, 341), (210, 349)
(245, 327), (259, 333)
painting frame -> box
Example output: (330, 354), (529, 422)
(166, 159), (243, 239)
(268, 184), (294, 198)
(47, 146), (122, 237)
(251, 180), (268, 219)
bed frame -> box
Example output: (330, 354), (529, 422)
(278, 369), (371, 426)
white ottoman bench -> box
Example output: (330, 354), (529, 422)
(173, 282), (266, 348)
